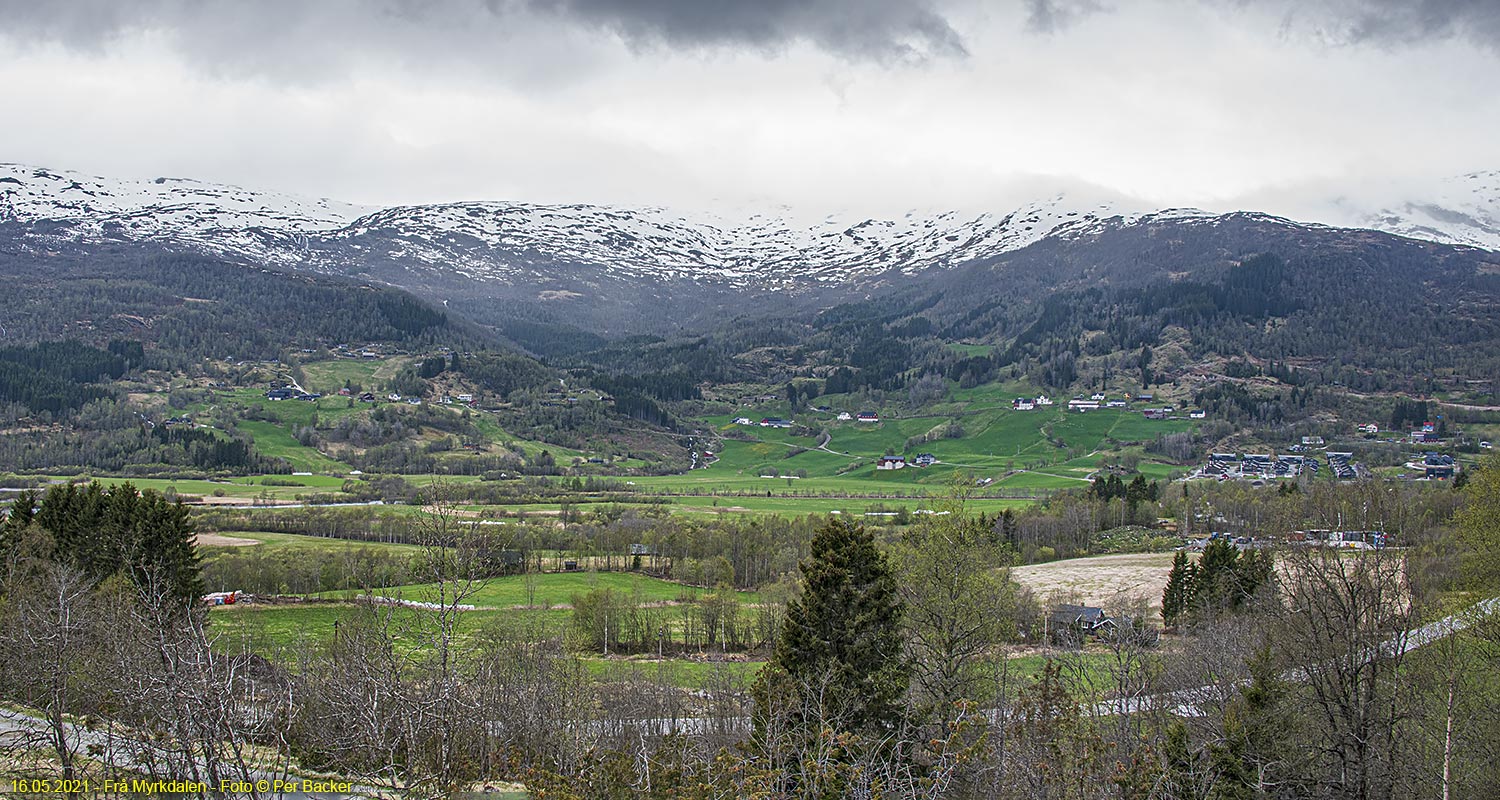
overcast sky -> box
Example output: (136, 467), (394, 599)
(0, 0), (1496, 217)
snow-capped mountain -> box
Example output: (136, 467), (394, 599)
(322, 199), (1222, 287)
(0, 163), (370, 266)
(2, 162), (1495, 296)
(1353, 171), (1500, 252)
(0, 162), (1218, 289)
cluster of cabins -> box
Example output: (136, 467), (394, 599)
(1201, 449), (1369, 480)
(1204, 452), (1323, 479)
(330, 343), (399, 360)
(875, 453), (938, 470)
(1326, 452), (1357, 479)
(1048, 393), (1205, 418)
(737, 410), (882, 427)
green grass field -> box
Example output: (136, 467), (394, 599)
(636, 396), (1195, 502)
(357, 571), (761, 609)
(298, 358), (406, 394)
(72, 474), (350, 500)
(237, 419), (353, 472)
(208, 597), (1121, 692)
(33, 378), (1200, 521)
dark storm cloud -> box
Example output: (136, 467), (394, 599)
(997, 0), (1500, 52)
(0, 0), (968, 69)
(533, 0), (968, 60)
(1281, 0), (1500, 49)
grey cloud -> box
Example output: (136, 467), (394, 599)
(1024, 0), (1107, 34)
(1217, 0), (1500, 50)
(0, 0), (969, 71)
(533, 0), (969, 61)
(1297, 0), (1500, 49)
(1016, 0), (1500, 47)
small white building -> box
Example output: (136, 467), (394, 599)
(1035, 395), (1053, 406)
(876, 456), (907, 470)
(837, 412), (853, 421)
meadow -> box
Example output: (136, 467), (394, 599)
(19, 373), (1200, 524)
(206, 565), (1123, 691)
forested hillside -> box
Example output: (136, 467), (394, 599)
(0, 247), (489, 363)
(540, 219), (1500, 413)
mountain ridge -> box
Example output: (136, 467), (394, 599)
(6, 161), (1496, 297)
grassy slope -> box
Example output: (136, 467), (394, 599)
(638, 382), (1195, 497)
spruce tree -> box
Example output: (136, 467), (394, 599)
(26, 482), (202, 608)
(1162, 550), (1195, 628)
(759, 516), (908, 736)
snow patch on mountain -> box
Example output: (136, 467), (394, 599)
(1355, 171), (1500, 252)
(0, 162), (372, 265)
(326, 197), (1220, 286)
(2, 161), (1495, 291)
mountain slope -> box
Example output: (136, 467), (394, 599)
(1354, 171), (1500, 252)
(2, 162), (1228, 288)
(4, 161), (1499, 338)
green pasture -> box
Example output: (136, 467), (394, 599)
(298, 358), (406, 394)
(638, 401), (1194, 499)
(207, 602), (569, 656)
(61, 474), (343, 500)
(237, 419), (353, 472)
(361, 571), (761, 609)
(946, 342), (996, 357)
(208, 597), (1122, 693)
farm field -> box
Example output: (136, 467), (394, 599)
(209, 597), (1126, 693)
(207, 601), (568, 655)
(298, 358), (407, 394)
(639, 401), (1195, 498)
(195, 530), (424, 555)
(32, 473), (359, 502)
(357, 571), (761, 609)
(207, 573), (758, 669)
(14, 379), (1201, 522)
(1011, 552), (1178, 614)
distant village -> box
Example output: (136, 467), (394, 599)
(1021, 392), (1208, 420)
